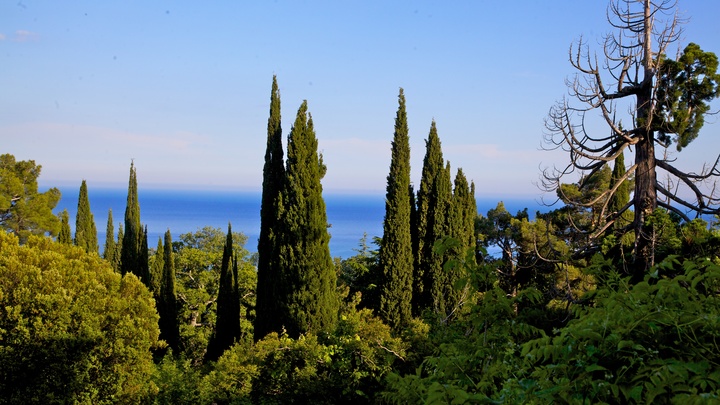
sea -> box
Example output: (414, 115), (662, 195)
(54, 187), (550, 259)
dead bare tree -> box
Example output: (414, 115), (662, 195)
(542, 0), (720, 280)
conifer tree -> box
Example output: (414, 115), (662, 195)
(57, 209), (71, 244)
(609, 151), (632, 231)
(205, 224), (239, 362)
(103, 209), (116, 263)
(74, 180), (98, 254)
(255, 75), (285, 341)
(378, 88), (413, 329)
(276, 101), (338, 338)
(158, 230), (180, 353)
(114, 224), (123, 273)
(139, 226), (151, 288)
(121, 162), (142, 277)
(413, 121), (446, 315)
(150, 237), (164, 296)
(426, 161), (453, 316)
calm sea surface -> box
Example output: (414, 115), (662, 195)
(54, 188), (548, 259)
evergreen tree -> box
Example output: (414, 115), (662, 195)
(139, 226), (151, 288)
(158, 230), (180, 353)
(205, 224), (239, 362)
(255, 75), (285, 341)
(103, 209), (116, 263)
(74, 180), (98, 254)
(378, 88), (413, 329)
(57, 209), (71, 244)
(426, 161), (453, 317)
(609, 151), (632, 231)
(150, 237), (164, 296)
(276, 101), (338, 338)
(121, 162), (142, 276)
(114, 224), (123, 273)
(413, 121), (446, 315)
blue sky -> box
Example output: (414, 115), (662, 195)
(3, 1), (720, 198)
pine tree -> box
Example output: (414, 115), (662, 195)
(205, 224), (239, 362)
(413, 121), (446, 315)
(74, 180), (98, 254)
(255, 75), (285, 342)
(57, 209), (72, 244)
(378, 88), (413, 329)
(121, 162), (142, 276)
(103, 209), (116, 263)
(158, 230), (180, 353)
(276, 101), (338, 338)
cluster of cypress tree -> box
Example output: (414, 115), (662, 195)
(377, 89), (477, 328)
(255, 77), (338, 340)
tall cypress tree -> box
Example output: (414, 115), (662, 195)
(121, 162), (141, 276)
(255, 75), (285, 342)
(150, 237), (164, 296)
(139, 226), (151, 288)
(74, 180), (98, 254)
(57, 209), (71, 244)
(442, 168), (477, 320)
(205, 224), (238, 362)
(276, 101), (338, 338)
(378, 88), (413, 329)
(158, 230), (180, 353)
(413, 121), (446, 315)
(426, 161), (453, 316)
(114, 224), (123, 273)
(103, 209), (116, 263)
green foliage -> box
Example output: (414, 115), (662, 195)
(256, 75), (286, 342)
(414, 121), (450, 315)
(58, 209), (72, 244)
(153, 354), (203, 405)
(338, 234), (380, 311)
(0, 231), (159, 403)
(120, 161), (144, 279)
(275, 101), (338, 338)
(0, 153), (61, 242)
(200, 290), (405, 404)
(518, 255), (720, 403)
(205, 224), (242, 362)
(103, 209), (116, 265)
(378, 87), (414, 329)
(173, 226), (251, 364)
(159, 230), (180, 353)
(74, 180), (98, 254)
(655, 43), (720, 150)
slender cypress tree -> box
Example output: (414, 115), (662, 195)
(426, 161), (453, 316)
(74, 180), (98, 254)
(441, 168), (477, 320)
(158, 230), (180, 353)
(378, 88), (413, 329)
(121, 162), (141, 276)
(150, 237), (164, 296)
(255, 75), (285, 341)
(114, 224), (123, 273)
(139, 226), (151, 287)
(609, 151), (632, 230)
(103, 209), (116, 263)
(413, 121), (446, 315)
(205, 224), (238, 362)
(57, 209), (72, 244)
(276, 101), (338, 338)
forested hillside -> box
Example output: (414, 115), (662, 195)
(3, 1), (720, 403)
